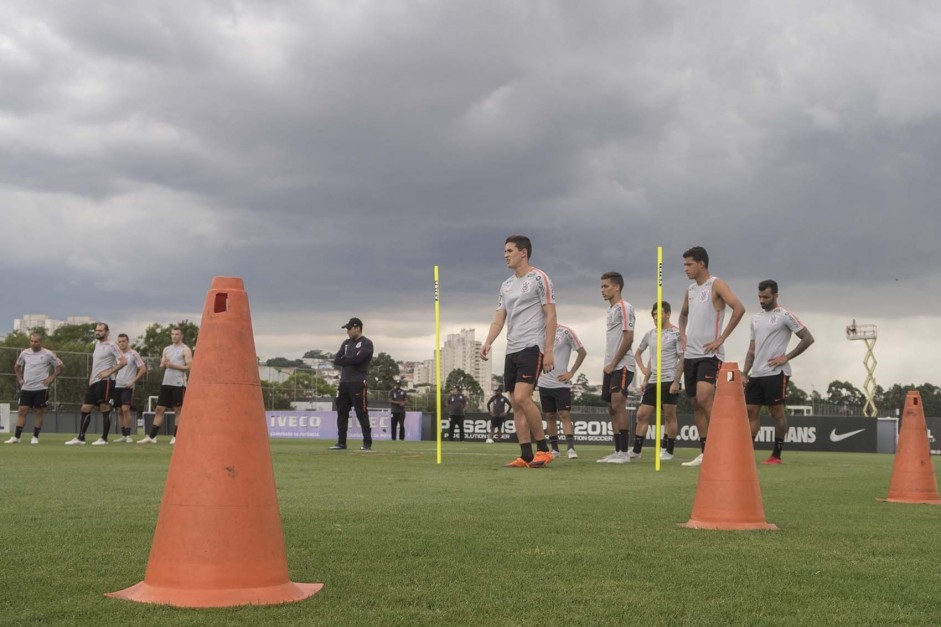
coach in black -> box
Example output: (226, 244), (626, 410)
(330, 317), (374, 451)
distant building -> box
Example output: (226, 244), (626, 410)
(13, 314), (94, 334)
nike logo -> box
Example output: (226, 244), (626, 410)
(830, 428), (865, 442)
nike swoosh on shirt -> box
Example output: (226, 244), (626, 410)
(829, 428), (866, 442)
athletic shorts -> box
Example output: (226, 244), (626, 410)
(539, 387), (572, 413)
(112, 386), (135, 407)
(157, 384), (186, 408)
(504, 345), (542, 393)
(601, 368), (634, 403)
(490, 416), (506, 429)
(18, 389), (48, 409)
(683, 357), (722, 397)
(84, 379), (113, 406)
(745, 373), (788, 407)
(641, 381), (678, 407)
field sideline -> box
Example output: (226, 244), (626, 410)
(1, 437), (939, 626)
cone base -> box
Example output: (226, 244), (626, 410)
(105, 580), (324, 608)
(877, 497), (941, 505)
(680, 519), (779, 531)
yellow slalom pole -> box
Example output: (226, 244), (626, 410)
(655, 247), (663, 472)
(435, 266), (442, 464)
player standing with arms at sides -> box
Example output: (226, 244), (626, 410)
(113, 333), (147, 443)
(329, 317), (374, 451)
(66, 323), (127, 446)
(597, 272), (636, 465)
(538, 323), (587, 459)
(632, 302), (684, 460)
(480, 235), (557, 468)
(486, 386), (510, 443)
(677, 246), (746, 466)
(5, 334), (64, 444)
(743, 280), (814, 464)
(389, 380), (408, 441)
(138, 327), (192, 444)
(446, 386), (468, 441)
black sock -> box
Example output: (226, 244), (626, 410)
(666, 437), (676, 454)
(549, 436), (559, 452)
(772, 438), (784, 458)
(535, 439), (549, 453)
(612, 433), (621, 452)
(520, 442), (534, 462)
(101, 411), (111, 440)
(34, 427), (41, 438)
(15, 426), (23, 438)
(173, 425), (178, 437)
(700, 437), (707, 453)
(149, 425), (160, 439)
(633, 435), (645, 454)
(619, 430), (630, 453)
(565, 434), (575, 449)
(78, 412), (91, 440)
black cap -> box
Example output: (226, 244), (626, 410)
(341, 317), (363, 329)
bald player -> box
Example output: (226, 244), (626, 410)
(5, 334), (64, 444)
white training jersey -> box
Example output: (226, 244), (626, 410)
(162, 344), (190, 387)
(538, 324), (584, 389)
(749, 306), (805, 378)
(498, 267), (556, 354)
(684, 276), (726, 360)
(90, 339), (124, 384)
(116, 349), (146, 388)
(16, 348), (63, 391)
(636, 326), (683, 382)
(604, 300), (635, 371)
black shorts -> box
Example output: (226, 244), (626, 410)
(113, 387), (135, 407)
(683, 357), (722, 397)
(490, 416), (506, 429)
(539, 387), (572, 413)
(641, 381), (678, 407)
(18, 389), (48, 409)
(157, 384), (186, 408)
(84, 379), (113, 406)
(745, 373), (789, 407)
(601, 368), (634, 403)
(504, 346), (543, 393)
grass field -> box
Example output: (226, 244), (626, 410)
(1, 436), (939, 626)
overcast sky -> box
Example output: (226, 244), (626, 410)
(2, 1), (940, 396)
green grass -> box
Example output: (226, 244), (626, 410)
(1, 437), (939, 626)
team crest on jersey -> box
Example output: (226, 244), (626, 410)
(520, 280), (533, 294)
(769, 315), (778, 325)
(355, 341), (362, 349)
(698, 290), (709, 303)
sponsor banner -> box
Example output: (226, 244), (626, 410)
(926, 416), (941, 455)
(443, 413), (880, 452)
(266, 410), (421, 441)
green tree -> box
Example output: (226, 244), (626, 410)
(572, 373), (594, 399)
(135, 321), (200, 357)
(265, 357), (305, 367)
(303, 349), (332, 360)
(444, 368), (484, 409)
(786, 380), (810, 406)
(370, 352), (400, 391)
(826, 380), (865, 407)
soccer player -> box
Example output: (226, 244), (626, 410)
(632, 302), (684, 461)
(446, 386), (468, 441)
(66, 323), (127, 446)
(5, 333), (64, 444)
(538, 323), (586, 459)
(329, 317), (374, 451)
(138, 327), (192, 444)
(480, 234), (556, 468)
(597, 272), (636, 465)
(389, 380), (408, 441)
(743, 280), (815, 464)
(486, 386), (510, 443)
(678, 246), (746, 466)
(113, 333), (147, 443)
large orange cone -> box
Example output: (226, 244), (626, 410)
(880, 391), (941, 505)
(107, 277), (323, 607)
(681, 362), (778, 530)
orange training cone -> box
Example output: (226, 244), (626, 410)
(681, 362), (778, 530)
(107, 277), (323, 607)
(880, 391), (941, 505)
